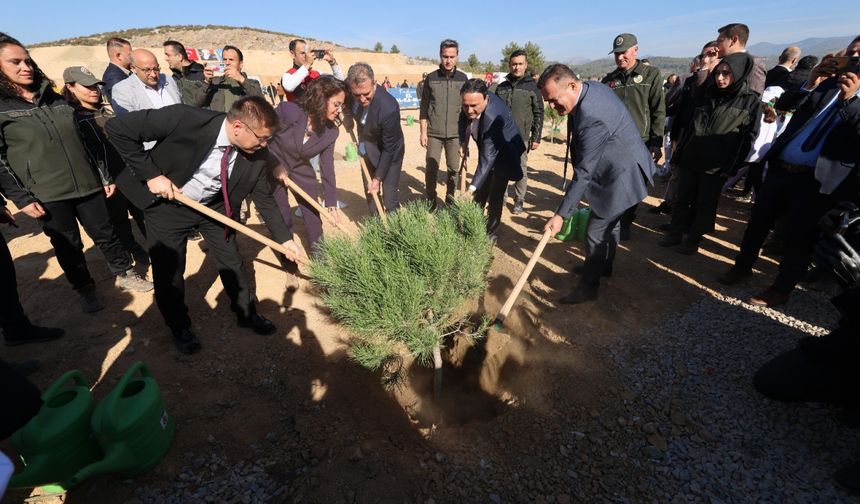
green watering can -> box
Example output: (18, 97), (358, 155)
(69, 362), (174, 486)
(8, 370), (104, 489)
(406, 115), (414, 126)
(345, 143), (358, 162)
(555, 207), (591, 242)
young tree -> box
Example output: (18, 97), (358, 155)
(467, 53), (481, 71)
(374, 42), (384, 53)
(311, 201), (494, 397)
(390, 44), (400, 54)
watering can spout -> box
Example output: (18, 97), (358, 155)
(67, 447), (128, 487)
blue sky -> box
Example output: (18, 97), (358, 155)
(6, 0), (857, 61)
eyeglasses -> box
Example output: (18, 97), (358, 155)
(240, 121), (273, 143)
(133, 65), (160, 74)
(331, 101), (345, 110)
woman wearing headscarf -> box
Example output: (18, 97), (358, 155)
(659, 52), (762, 255)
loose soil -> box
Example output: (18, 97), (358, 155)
(1, 110), (783, 503)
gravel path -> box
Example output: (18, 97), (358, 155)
(605, 284), (858, 503)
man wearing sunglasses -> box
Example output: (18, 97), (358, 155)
(106, 96), (303, 355)
(110, 48), (181, 115)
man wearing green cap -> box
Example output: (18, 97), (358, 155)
(602, 33), (665, 241)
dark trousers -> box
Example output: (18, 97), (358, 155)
(425, 136), (460, 203)
(0, 230), (29, 333)
(40, 192), (131, 290)
(733, 168), (823, 291)
(580, 209), (624, 287)
(741, 161), (764, 195)
(273, 165), (324, 252)
(145, 200), (255, 331)
(669, 169), (724, 241)
(472, 171), (508, 236)
(106, 189), (146, 253)
(365, 157), (401, 215)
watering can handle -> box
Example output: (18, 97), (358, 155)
(103, 361), (151, 437)
(41, 370), (88, 402)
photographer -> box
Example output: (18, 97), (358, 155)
(281, 39), (343, 102)
(718, 35), (860, 307)
(186, 45), (263, 113)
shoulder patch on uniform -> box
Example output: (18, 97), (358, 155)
(633, 75), (643, 84)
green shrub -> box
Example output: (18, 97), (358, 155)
(310, 200), (494, 380)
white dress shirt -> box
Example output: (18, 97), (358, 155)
(181, 121), (237, 203)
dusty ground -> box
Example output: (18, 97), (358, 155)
(1, 110), (794, 503)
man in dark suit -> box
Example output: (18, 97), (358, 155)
(101, 37), (132, 101)
(459, 79), (526, 236)
(106, 97), (302, 354)
(539, 64), (655, 304)
(718, 37), (860, 307)
(345, 62), (405, 214)
(765, 46), (800, 88)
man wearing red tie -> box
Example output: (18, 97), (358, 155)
(106, 97), (301, 354)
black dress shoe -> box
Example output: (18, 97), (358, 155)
(572, 265), (612, 277)
(4, 325), (65, 347)
(658, 233), (682, 247)
(238, 313), (277, 335)
(718, 267), (752, 286)
(172, 328), (202, 355)
(559, 284), (599, 304)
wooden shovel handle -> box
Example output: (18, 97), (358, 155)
(280, 176), (352, 235)
(344, 123), (387, 223)
(173, 192), (304, 265)
(496, 227), (553, 323)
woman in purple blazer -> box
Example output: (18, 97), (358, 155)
(269, 76), (347, 251)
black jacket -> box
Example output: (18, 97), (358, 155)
(494, 73), (544, 147)
(102, 62), (131, 101)
(105, 104), (293, 242)
(765, 65), (791, 88)
(171, 60), (206, 83)
(458, 93), (525, 188)
(355, 85), (404, 181)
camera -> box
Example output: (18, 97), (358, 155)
(832, 56), (860, 74)
(312, 49), (326, 60)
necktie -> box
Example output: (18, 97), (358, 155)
(801, 103), (839, 153)
(220, 146), (233, 238)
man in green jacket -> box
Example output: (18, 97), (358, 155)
(494, 49), (544, 215)
(420, 39), (469, 207)
(602, 33), (665, 240)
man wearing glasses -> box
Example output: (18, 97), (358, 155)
(106, 97), (302, 355)
(110, 49), (182, 115)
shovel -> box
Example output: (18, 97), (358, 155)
(173, 192), (305, 265)
(493, 227), (554, 329)
(278, 176), (357, 236)
(341, 117), (387, 223)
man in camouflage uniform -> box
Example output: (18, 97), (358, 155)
(602, 33), (665, 240)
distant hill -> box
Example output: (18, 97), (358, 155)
(571, 56), (692, 80)
(30, 24), (365, 52)
(747, 36), (853, 58)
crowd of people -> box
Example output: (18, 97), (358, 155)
(1, 23), (859, 494)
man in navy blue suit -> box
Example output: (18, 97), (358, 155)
(459, 78), (526, 236)
(101, 37), (132, 101)
(345, 63), (405, 214)
(539, 64), (655, 304)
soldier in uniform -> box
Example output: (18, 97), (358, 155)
(601, 33), (665, 240)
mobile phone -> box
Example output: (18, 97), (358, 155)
(832, 56), (860, 74)
(313, 49), (326, 59)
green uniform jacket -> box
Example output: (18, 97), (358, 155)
(419, 66), (468, 138)
(673, 84), (762, 176)
(494, 73), (544, 147)
(0, 80), (103, 207)
(602, 61), (665, 149)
